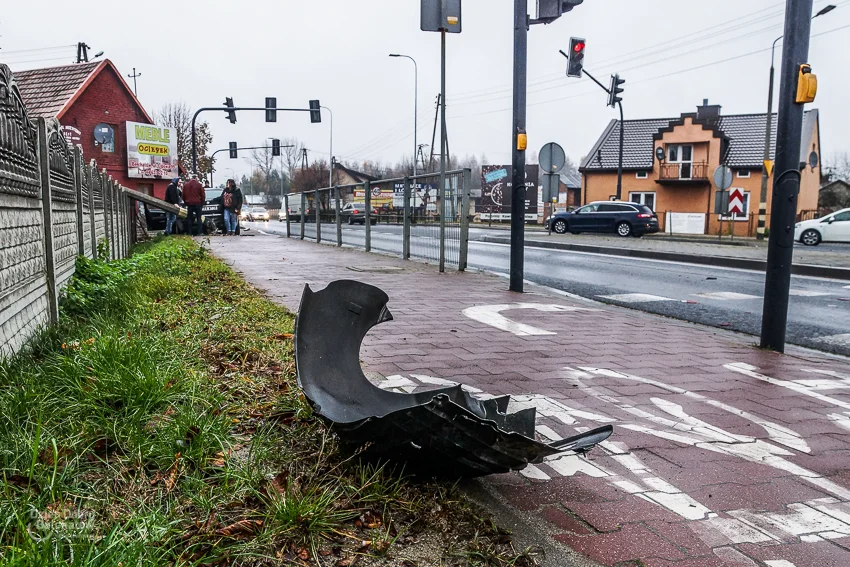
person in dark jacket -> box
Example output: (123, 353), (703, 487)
(221, 179), (243, 235)
(164, 178), (181, 235)
(182, 175), (206, 236)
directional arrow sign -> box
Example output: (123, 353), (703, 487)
(728, 188), (745, 215)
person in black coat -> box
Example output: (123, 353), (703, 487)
(164, 178), (181, 235)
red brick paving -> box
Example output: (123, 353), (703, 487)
(210, 234), (850, 567)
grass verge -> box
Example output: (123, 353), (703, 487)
(0, 237), (541, 567)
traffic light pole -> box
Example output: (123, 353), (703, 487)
(760, 0), (813, 353)
(208, 144), (293, 187)
(576, 67), (624, 200)
(190, 106), (312, 175)
(509, 0), (528, 293)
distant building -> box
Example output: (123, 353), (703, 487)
(15, 60), (172, 200)
(579, 100), (822, 236)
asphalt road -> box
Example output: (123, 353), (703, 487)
(245, 221), (850, 357)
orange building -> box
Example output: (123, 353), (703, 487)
(579, 101), (821, 236)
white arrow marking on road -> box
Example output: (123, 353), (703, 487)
(694, 291), (760, 300)
(462, 303), (595, 336)
(597, 293), (677, 303)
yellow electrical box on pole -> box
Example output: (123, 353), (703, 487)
(796, 64), (817, 104)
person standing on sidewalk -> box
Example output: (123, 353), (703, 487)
(164, 177), (181, 235)
(182, 175), (206, 236)
(222, 179), (243, 236)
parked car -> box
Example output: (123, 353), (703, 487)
(795, 208), (850, 246)
(245, 207), (270, 222)
(340, 202), (377, 225)
(544, 201), (659, 237)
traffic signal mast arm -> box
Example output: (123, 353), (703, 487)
(191, 105), (318, 174)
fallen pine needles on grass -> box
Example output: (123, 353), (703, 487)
(0, 237), (541, 567)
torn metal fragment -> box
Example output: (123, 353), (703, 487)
(295, 280), (613, 477)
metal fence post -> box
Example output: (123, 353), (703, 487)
(284, 194), (291, 237)
(35, 119), (59, 324)
(364, 180), (372, 252)
(72, 147), (85, 257)
(300, 192), (306, 240)
(439, 173), (446, 273)
(316, 190), (322, 244)
(403, 176), (411, 260)
(459, 168), (471, 271)
(335, 186), (342, 247)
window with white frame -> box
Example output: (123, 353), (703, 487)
(737, 170), (751, 178)
(667, 144), (694, 179)
(629, 191), (656, 211)
(719, 190), (750, 220)
(635, 171), (648, 179)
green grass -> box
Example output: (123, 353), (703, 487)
(0, 237), (539, 567)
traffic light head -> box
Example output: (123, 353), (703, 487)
(224, 97), (237, 124)
(607, 74), (625, 107)
(567, 37), (585, 78)
(538, 0), (584, 20)
(309, 100), (322, 124)
(265, 97), (277, 123)
(271, 138), (281, 157)
(229, 141), (237, 159)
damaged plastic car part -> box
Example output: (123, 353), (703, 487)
(294, 280), (613, 477)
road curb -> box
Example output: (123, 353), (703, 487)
(479, 236), (850, 281)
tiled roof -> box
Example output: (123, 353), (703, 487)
(581, 110), (819, 171)
(560, 169), (581, 189)
(13, 62), (101, 118)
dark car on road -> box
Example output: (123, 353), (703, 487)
(340, 202), (377, 225)
(545, 201), (659, 237)
(141, 203), (186, 234)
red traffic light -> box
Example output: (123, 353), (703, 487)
(574, 41), (585, 52)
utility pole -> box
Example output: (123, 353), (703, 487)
(127, 68), (141, 96)
(439, 30), (448, 272)
(760, 0), (815, 352)
(429, 94), (441, 171)
(509, 0), (528, 292)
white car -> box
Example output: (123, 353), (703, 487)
(795, 208), (850, 246)
(245, 207), (269, 222)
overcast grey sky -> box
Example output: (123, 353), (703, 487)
(3, 0), (848, 180)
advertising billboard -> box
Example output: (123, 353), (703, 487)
(126, 121), (178, 179)
(479, 165), (538, 221)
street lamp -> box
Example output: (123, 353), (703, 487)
(757, 4), (835, 240)
(389, 54), (418, 177)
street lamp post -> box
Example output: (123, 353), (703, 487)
(757, 4), (835, 240)
(389, 54), (418, 178)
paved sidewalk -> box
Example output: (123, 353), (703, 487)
(211, 233), (850, 567)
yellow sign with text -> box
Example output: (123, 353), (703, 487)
(137, 143), (170, 156)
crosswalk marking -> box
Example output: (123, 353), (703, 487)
(597, 293), (676, 303)
(694, 291), (760, 301)
(814, 334), (850, 348)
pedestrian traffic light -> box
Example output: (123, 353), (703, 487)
(265, 97), (277, 122)
(607, 74), (625, 107)
(271, 138), (281, 157)
(229, 142), (237, 159)
(567, 37), (585, 78)
(224, 97), (236, 124)
(309, 100), (322, 123)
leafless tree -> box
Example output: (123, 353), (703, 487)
(154, 101), (213, 183)
(823, 152), (850, 183)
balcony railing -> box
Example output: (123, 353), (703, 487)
(658, 162), (709, 183)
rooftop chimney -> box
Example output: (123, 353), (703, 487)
(697, 99), (722, 121)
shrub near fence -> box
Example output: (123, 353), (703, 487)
(0, 64), (134, 356)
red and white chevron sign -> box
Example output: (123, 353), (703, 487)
(728, 188), (745, 215)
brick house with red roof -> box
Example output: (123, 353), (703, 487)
(15, 60), (171, 200)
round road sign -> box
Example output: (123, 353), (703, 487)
(540, 142), (566, 174)
(713, 165), (733, 190)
